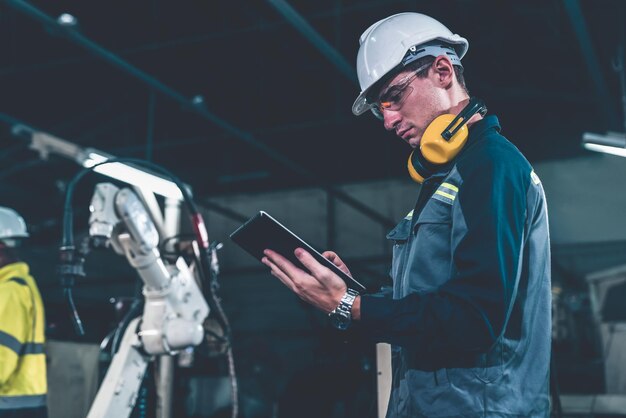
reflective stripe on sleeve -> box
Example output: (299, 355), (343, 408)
(530, 170), (541, 185)
(0, 394), (47, 409)
(435, 190), (456, 200)
(441, 182), (459, 192)
(21, 343), (45, 355)
(0, 331), (22, 355)
(0, 331), (43, 355)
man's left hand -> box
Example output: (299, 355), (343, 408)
(262, 248), (347, 313)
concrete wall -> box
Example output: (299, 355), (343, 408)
(206, 152), (626, 274)
(205, 179), (418, 276)
(534, 153), (626, 245)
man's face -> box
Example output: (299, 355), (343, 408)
(375, 65), (448, 148)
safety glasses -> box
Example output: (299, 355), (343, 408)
(367, 63), (431, 120)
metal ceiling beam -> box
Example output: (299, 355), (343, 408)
(266, 0), (358, 85)
(0, 0), (403, 78)
(2, 0), (395, 228)
(563, 0), (619, 129)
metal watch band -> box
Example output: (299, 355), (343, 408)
(330, 288), (359, 318)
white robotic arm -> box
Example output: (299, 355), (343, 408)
(87, 183), (210, 418)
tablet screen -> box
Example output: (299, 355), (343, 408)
(230, 211), (368, 293)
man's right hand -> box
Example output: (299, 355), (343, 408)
(322, 251), (352, 277)
(322, 250), (362, 321)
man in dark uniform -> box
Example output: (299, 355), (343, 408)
(263, 12), (552, 417)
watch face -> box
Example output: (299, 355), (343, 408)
(330, 313), (351, 331)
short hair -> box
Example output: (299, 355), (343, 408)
(405, 56), (469, 94)
(368, 54), (469, 102)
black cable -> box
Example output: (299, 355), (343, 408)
(549, 353), (562, 418)
(111, 299), (143, 355)
(58, 247), (86, 337)
(159, 234), (197, 257)
(63, 287), (84, 336)
(204, 329), (229, 344)
(161, 234), (196, 248)
(201, 242), (238, 418)
(99, 327), (117, 353)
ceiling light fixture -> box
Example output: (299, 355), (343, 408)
(582, 131), (626, 158)
(20, 129), (183, 200)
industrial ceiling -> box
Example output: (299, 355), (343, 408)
(1, 0), (624, 243)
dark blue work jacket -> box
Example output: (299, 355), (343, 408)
(361, 116), (551, 417)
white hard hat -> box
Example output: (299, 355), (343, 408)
(352, 12), (469, 116)
(0, 207), (29, 239)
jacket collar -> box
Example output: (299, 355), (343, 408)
(468, 115), (501, 143)
(0, 262), (29, 283)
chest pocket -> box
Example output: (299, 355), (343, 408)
(415, 183), (455, 226)
(409, 196), (455, 291)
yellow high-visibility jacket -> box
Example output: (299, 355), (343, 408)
(0, 262), (47, 410)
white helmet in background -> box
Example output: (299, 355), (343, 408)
(0, 207), (29, 240)
(352, 12), (469, 116)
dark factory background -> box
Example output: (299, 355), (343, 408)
(1, 1), (626, 417)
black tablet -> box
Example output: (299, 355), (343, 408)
(229, 211), (368, 293)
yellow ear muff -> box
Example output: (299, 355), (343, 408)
(406, 114), (468, 184)
(420, 113), (469, 165)
(406, 98), (487, 184)
(407, 150), (426, 183)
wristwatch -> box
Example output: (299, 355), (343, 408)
(328, 288), (360, 330)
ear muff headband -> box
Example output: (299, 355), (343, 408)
(408, 97), (487, 183)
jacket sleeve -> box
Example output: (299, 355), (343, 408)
(359, 145), (529, 356)
(0, 281), (30, 385)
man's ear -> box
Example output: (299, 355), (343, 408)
(432, 55), (454, 87)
